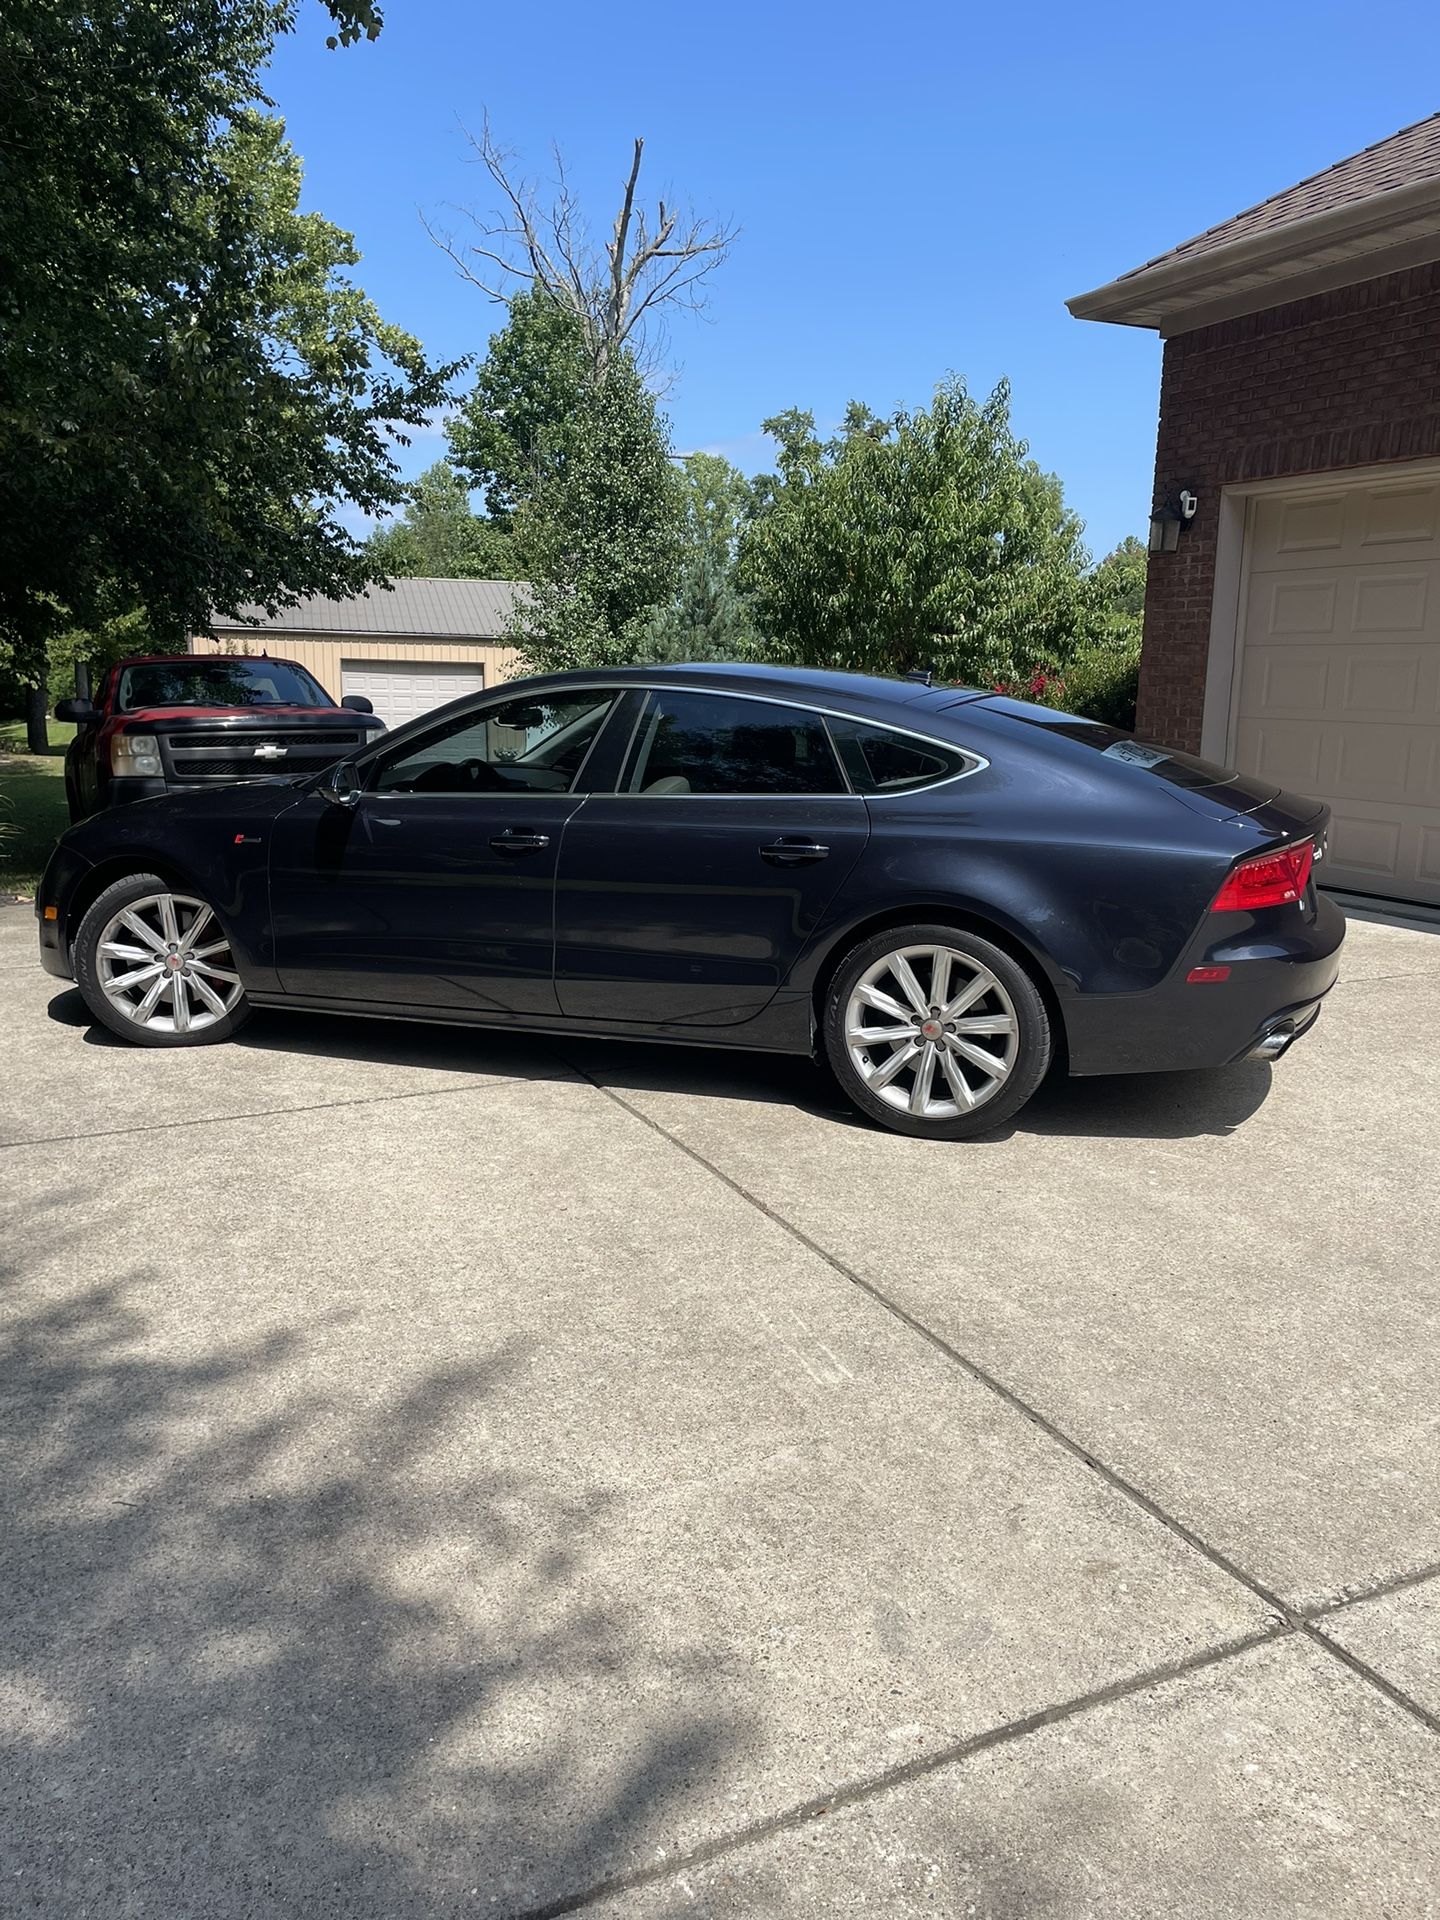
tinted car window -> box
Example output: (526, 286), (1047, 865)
(623, 691), (845, 796)
(373, 692), (616, 796)
(828, 717), (972, 794)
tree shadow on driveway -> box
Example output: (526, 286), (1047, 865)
(48, 987), (1275, 1144)
(0, 1204), (745, 1917)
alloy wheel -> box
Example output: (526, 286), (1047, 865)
(94, 892), (243, 1035)
(844, 943), (1019, 1119)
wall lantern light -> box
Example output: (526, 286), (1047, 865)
(1149, 487), (1199, 553)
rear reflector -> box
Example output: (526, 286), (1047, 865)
(1210, 838), (1314, 914)
(1186, 965), (1232, 984)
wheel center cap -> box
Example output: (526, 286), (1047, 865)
(166, 954), (184, 971)
(921, 1019), (943, 1041)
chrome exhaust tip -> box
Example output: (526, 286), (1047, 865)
(1249, 1021), (1296, 1062)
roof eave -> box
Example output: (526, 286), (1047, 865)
(1068, 172), (1440, 334)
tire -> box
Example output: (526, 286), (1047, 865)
(72, 872), (252, 1048)
(822, 922), (1052, 1139)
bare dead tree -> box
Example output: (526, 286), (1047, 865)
(424, 119), (737, 384)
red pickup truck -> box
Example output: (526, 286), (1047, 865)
(57, 653), (386, 821)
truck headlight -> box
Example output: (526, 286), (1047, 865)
(113, 732), (162, 777)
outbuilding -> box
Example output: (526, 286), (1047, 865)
(190, 577), (524, 732)
(1071, 115), (1440, 906)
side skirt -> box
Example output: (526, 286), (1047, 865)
(244, 988), (816, 1058)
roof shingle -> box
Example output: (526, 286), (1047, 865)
(1119, 112), (1440, 281)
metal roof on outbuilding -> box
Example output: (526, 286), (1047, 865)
(206, 578), (524, 640)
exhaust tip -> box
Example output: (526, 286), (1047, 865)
(1249, 1021), (1296, 1062)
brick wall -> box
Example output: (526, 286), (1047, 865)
(1138, 261), (1440, 750)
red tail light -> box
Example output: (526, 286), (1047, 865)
(1210, 838), (1314, 914)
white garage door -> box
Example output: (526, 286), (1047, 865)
(1233, 472), (1440, 905)
(340, 660), (486, 732)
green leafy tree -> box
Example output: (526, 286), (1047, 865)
(738, 379), (1096, 688)
(508, 353), (682, 671)
(639, 452), (758, 662)
(447, 289), (592, 529)
(0, 1), (453, 746)
(365, 461), (516, 579)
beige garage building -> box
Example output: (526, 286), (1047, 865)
(191, 578), (525, 731)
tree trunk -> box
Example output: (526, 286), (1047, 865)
(25, 683), (49, 755)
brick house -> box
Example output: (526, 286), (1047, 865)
(1070, 116), (1440, 907)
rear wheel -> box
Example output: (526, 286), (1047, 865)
(822, 923), (1051, 1139)
(72, 873), (251, 1047)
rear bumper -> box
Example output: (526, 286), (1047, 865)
(1066, 890), (1345, 1076)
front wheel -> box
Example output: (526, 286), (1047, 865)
(72, 873), (252, 1047)
(822, 924), (1052, 1139)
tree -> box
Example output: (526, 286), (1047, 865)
(0, 2), (453, 746)
(447, 288), (592, 528)
(1088, 534), (1148, 645)
(507, 352), (682, 672)
(427, 124), (737, 384)
(639, 452), (757, 662)
(365, 462), (515, 579)
(737, 380), (1097, 688)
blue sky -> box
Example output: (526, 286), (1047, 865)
(266, 0), (1440, 557)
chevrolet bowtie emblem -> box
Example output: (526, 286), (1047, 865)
(253, 744), (288, 759)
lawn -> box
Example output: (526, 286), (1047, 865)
(0, 720), (76, 899)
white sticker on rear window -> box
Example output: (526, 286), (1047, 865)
(1102, 740), (1169, 769)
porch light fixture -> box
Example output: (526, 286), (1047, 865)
(1149, 487), (1199, 553)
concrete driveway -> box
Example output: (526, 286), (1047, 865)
(2, 902), (1438, 1917)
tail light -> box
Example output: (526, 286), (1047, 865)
(1210, 838), (1314, 914)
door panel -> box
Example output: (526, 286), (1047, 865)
(555, 795), (870, 1026)
(269, 791), (580, 1014)
(267, 685), (625, 1015)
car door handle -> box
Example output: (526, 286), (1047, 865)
(760, 839), (830, 866)
(490, 829), (551, 854)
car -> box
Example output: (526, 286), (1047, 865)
(35, 662), (1344, 1140)
(56, 651), (386, 821)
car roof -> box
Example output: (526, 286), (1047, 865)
(113, 652), (309, 669)
(514, 660), (988, 716)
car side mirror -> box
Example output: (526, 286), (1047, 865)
(56, 698), (99, 726)
(319, 760), (363, 808)
(340, 694), (374, 714)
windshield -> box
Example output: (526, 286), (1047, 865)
(116, 659), (332, 711)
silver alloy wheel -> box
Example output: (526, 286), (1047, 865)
(94, 892), (243, 1035)
(845, 943), (1019, 1119)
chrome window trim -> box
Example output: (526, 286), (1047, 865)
(612, 684), (988, 798)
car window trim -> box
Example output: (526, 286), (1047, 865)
(609, 685), (988, 798)
(361, 686), (626, 799)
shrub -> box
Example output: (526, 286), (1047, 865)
(993, 642), (1141, 732)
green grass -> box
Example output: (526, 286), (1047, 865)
(0, 719), (76, 898)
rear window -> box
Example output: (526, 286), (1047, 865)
(827, 716), (976, 794)
(116, 659), (331, 710)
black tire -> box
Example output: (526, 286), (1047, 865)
(72, 871), (252, 1048)
(822, 922), (1052, 1139)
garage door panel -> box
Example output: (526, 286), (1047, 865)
(1234, 471), (1440, 905)
(340, 659), (486, 732)
(1233, 716), (1325, 790)
(1340, 651), (1422, 715)
(1353, 571), (1430, 633)
(1360, 482), (1440, 548)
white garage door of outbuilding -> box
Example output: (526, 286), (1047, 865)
(340, 660), (486, 732)
(1222, 470), (1440, 906)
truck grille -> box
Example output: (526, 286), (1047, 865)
(161, 729), (369, 783)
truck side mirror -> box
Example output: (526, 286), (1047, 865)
(340, 693), (374, 714)
(55, 698), (99, 726)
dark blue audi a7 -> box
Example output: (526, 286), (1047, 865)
(36, 663), (1344, 1139)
